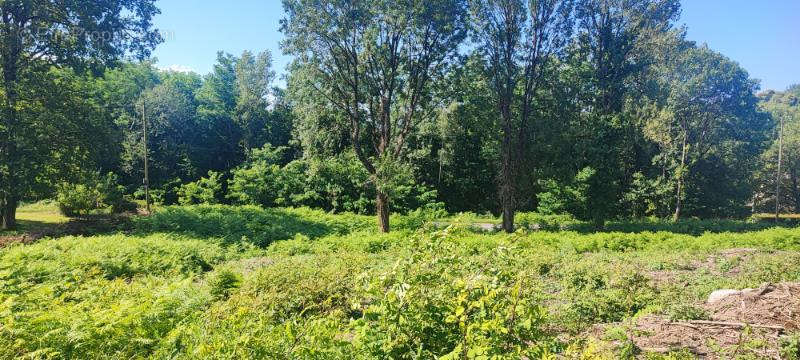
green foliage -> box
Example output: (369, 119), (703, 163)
(133, 205), (376, 247)
(56, 173), (135, 216)
(55, 183), (99, 217)
(227, 147), (443, 216)
(208, 267), (243, 300)
(622, 172), (673, 218)
(537, 167), (594, 219)
(227, 145), (292, 207)
(0, 0), (162, 229)
(667, 304), (710, 322)
(781, 333), (800, 360)
(516, 212), (582, 231)
(177, 171), (225, 205)
(98, 172), (138, 214)
(4, 205), (800, 358)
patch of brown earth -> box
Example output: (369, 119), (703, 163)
(707, 282), (800, 330)
(591, 282), (800, 359)
(236, 257), (276, 274)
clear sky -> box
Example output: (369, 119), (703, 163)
(151, 0), (800, 91)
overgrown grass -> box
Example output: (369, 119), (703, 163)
(1, 205), (799, 359)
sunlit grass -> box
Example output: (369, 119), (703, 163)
(16, 200), (69, 224)
(0, 201), (69, 236)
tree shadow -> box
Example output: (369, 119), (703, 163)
(132, 205), (374, 247)
(568, 218), (800, 236)
(0, 216), (133, 247)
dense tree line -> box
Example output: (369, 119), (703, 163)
(0, 0), (795, 232)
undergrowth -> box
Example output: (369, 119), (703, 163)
(1, 205), (799, 359)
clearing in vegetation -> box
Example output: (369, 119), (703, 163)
(1, 204), (799, 359)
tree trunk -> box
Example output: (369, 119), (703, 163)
(1, 199), (17, 230)
(500, 114), (515, 233)
(501, 197), (514, 233)
(673, 132), (688, 222)
(775, 115), (784, 222)
(1, 45), (19, 230)
(376, 191), (390, 233)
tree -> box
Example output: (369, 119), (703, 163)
(755, 87), (800, 214)
(422, 54), (500, 213)
(235, 50), (275, 151)
(647, 45), (764, 220)
(572, 0), (680, 225)
(123, 75), (202, 189)
(470, 0), (574, 232)
(282, 0), (468, 232)
(0, 0), (161, 229)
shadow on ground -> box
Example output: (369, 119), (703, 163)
(0, 216), (132, 247)
(577, 218), (800, 236)
(132, 205), (375, 247)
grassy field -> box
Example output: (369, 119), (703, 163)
(1, 205), (799, 359)
(5, 201), (69, 235)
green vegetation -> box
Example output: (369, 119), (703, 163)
(2, 205), (800, 358)
(2, 0), (797, 234)
(0, 0), (798, 358)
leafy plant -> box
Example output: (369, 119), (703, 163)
(178, 171), (225, 205)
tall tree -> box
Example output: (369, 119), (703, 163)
(234, 50), (275, 152)
(123, 73), (202, 189)
(282, 0), (467, 232)
(471, 0), (574, 232)
(755, 87), (800, 214)
(0, 0), (161, 229)
(572, 0), (680, 225)
(647, 45), (764, 220)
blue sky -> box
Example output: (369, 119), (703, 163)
(151, 0), (800, 91)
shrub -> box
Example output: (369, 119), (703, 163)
(208, 268), (243, 300)
(178, 171), (224, 205)
(98, 172), (138, 213)
(56, 183), (99, 216)
(516, 212), (581, 231)
(228, 147), (445, 215)
(56, 172), (136, 216)
(536, 167), (594, 220)
(227, 145), (293, 207)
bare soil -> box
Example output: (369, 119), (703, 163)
(592, 282), (800, 358)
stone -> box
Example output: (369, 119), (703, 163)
(708, 289), (741, 303)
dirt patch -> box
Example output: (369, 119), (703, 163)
(236, 257), (276, 274)
(591, 282), (800, 358)
(707, 282), (800, 330)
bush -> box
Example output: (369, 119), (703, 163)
(782, 333), (800, 360)
(227, 145), (295, 208)
(178, 171), (224, 205)
(56, 183), (100, 216)
(98, 172), (138, 213)
(56, 172), (136, 216)
(227, 147), (444, 215)
(208, 267), (243, 300)
(516, 212), (581, 231)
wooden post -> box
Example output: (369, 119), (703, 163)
(776, 113), (784, 222)
(142, 101), (151, 215)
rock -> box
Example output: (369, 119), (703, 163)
(708, 289), (741, 303)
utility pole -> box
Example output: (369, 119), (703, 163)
(142, 100), (151, 215)
(775, 112), (784, 222)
